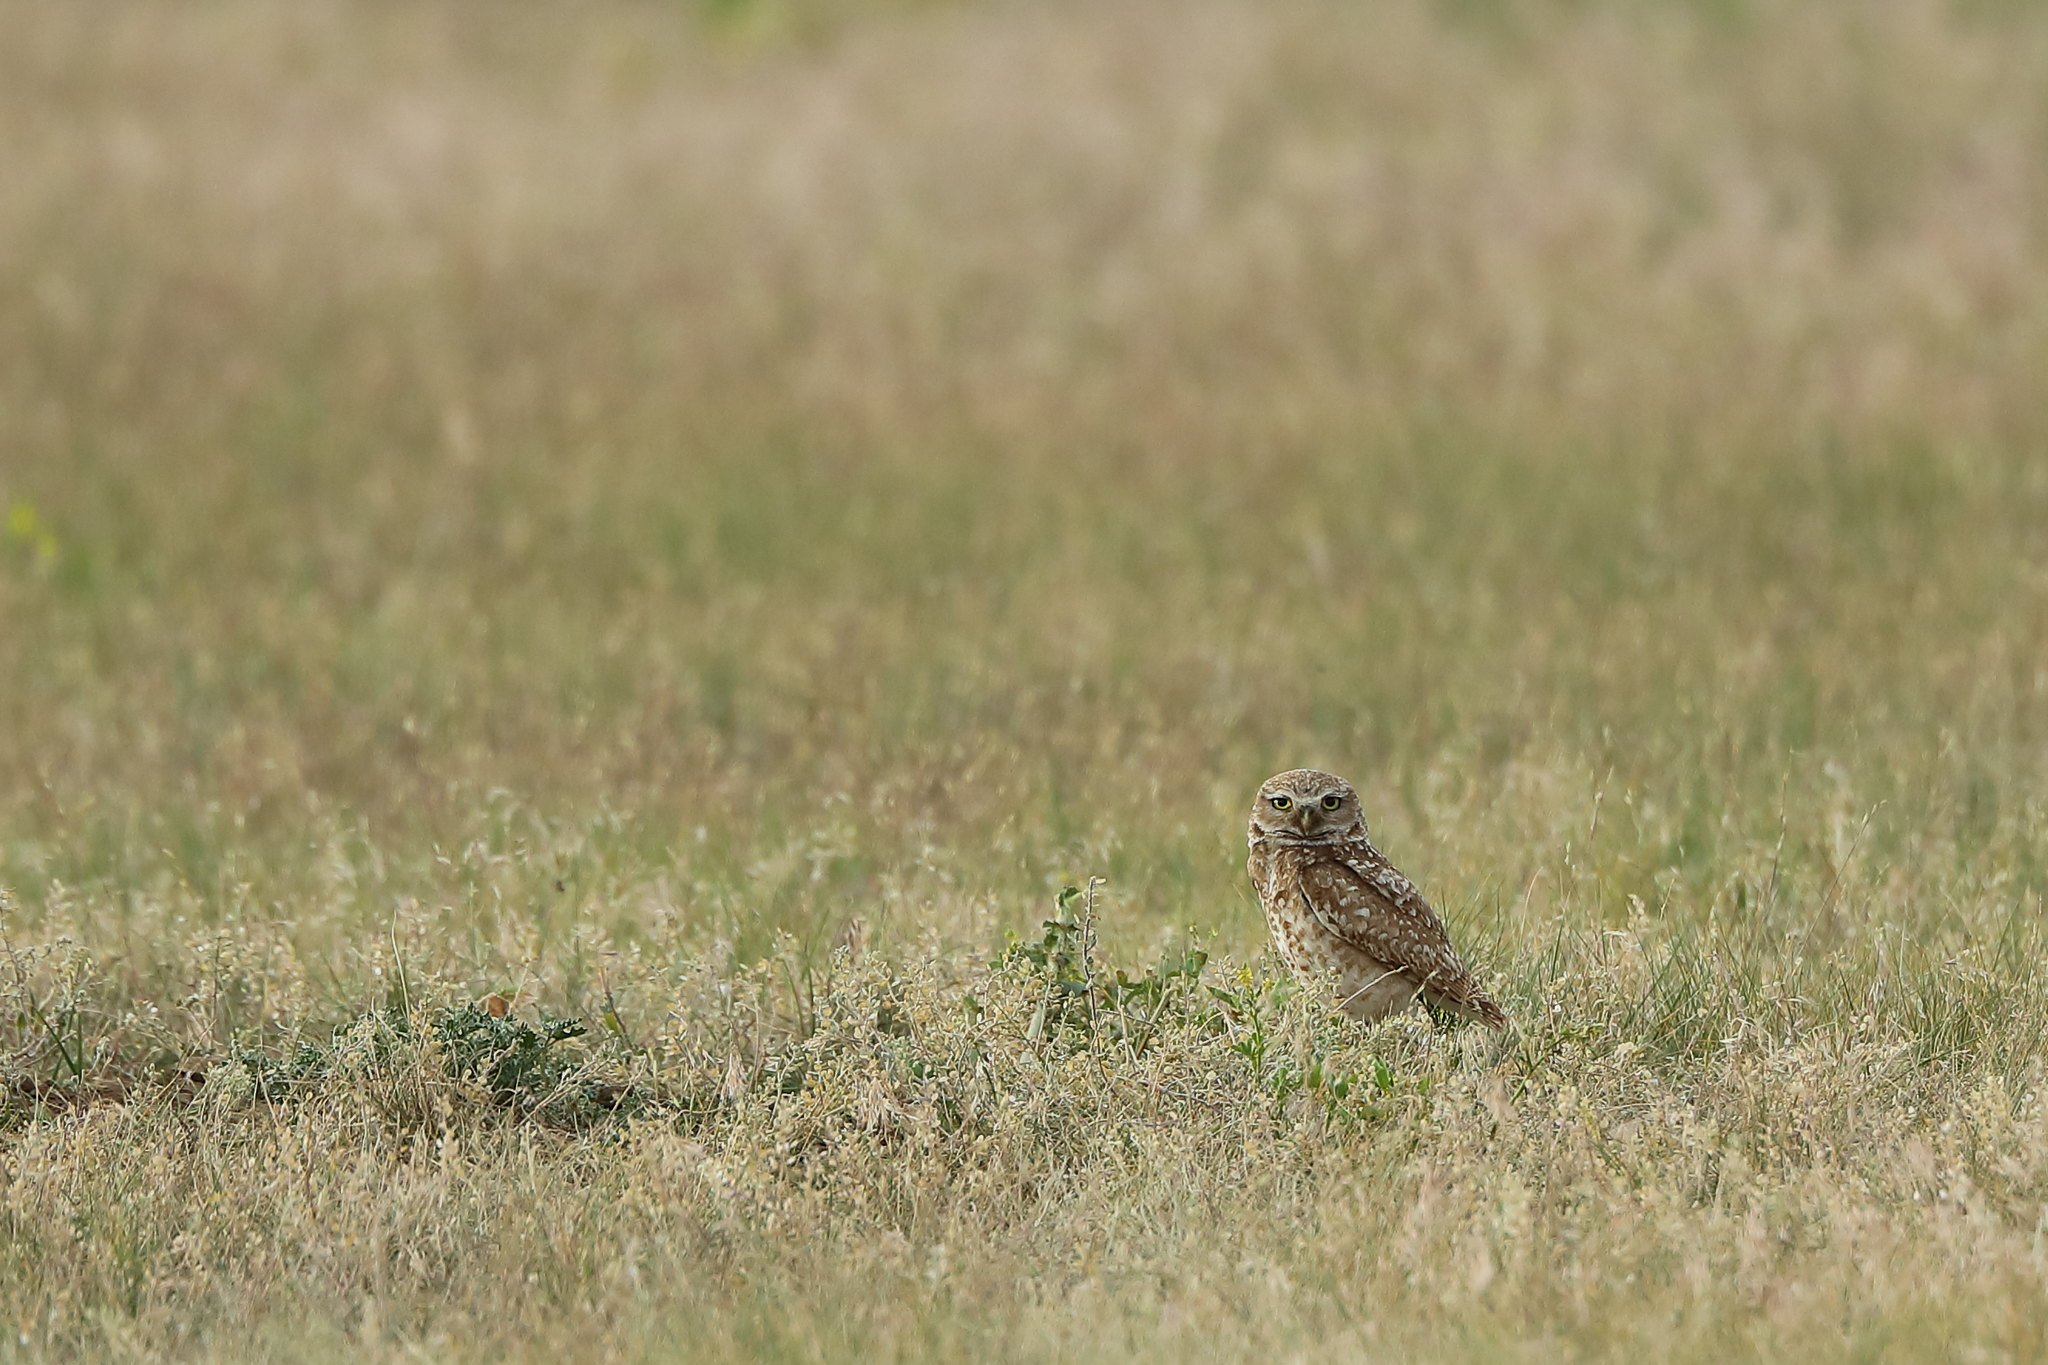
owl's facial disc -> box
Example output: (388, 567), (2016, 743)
(1252, 769), (1365, 842)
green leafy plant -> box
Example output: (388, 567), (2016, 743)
(1002, 880), (1212, 1053)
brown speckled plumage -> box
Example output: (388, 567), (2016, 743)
(1248, 768), (1507, 1028)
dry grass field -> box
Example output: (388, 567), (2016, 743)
(5, 0), (2048, 1358)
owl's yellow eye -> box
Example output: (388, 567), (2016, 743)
(1268, 794), (1293, 811)
(1321, 793), (1342, 810)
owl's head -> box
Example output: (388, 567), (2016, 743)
(1249, 768), (1367, 844)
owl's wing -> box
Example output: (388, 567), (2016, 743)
(1297, 849), (1508, 1027)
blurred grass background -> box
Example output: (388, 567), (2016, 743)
(7, 0), (2046, 997)
(3, 2), (2048, 1355)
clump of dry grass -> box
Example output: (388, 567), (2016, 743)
(4, 886), (2047, 1361)
(5, 0), (2048, 1358)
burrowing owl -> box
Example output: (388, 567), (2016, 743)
(1248, 768), (1507, 1028)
